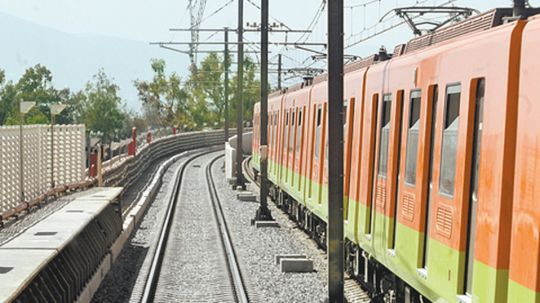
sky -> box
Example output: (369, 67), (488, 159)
(0, 0), (536, 110)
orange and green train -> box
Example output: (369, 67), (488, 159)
(252, 8), (540, 303)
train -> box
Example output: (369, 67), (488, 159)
(251, 8), (540, 303)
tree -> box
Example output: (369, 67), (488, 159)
(229, 56), (261, 125)
(0, 64), (74, 125)
(134, 59), (190, 128)
(135, 54), (262, 132)
(80, 70), (126, 144)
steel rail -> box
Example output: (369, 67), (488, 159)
(206, 154), (250, 303)
(140, 149), (215, 303)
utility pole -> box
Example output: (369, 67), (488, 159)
(235, 0), (246, 190)
(277, 53), (282, 90)
(327, 0), (345, 302)
(19, 101), (35, 205)
(254, 0), (273, 221)
(514, 0), (526, 18)
(224, 27), (230, 141)
(49, 104), (67, 189)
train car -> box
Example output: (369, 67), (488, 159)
(252, 7), (540, 303)
(279, 84), (311, 203)
(508, 14), (540, 303)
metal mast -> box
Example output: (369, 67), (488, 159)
(188, 0), (207, 69)
(327, 0), (345, 301)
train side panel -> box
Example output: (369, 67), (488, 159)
(344, 68), (368, 244)
(280, 88), (311, 202)
(304, 82), (328, 220)
(268, 94), (284, 184)
(355, 21), (524, 302)
(508, 15), (540, 302)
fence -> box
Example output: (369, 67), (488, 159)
(0, 126), (237, 223)
(0, 125), (86, 215)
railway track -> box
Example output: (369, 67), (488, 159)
(140, 151), (249, 303)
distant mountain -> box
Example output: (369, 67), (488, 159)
(0, 12), (188, 111)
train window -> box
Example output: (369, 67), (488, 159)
(317, 105), (322, 126)
(270, 113), (273, 149)
(343, 99), (348, 126)
(296, 109), (302, 153)
(284, 111), (289, 154)
(378, 94), (392, 177)
(315, 105), (322, 159)
(405, 90), (422, 185)
(289, 111), (296, 152)
(273, 112), (278, 154)
(439, 84), (461, 197)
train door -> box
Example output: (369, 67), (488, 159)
(371, 93), (392, 236)
(464, 78), (484, 295)
(288, 108), (296, 186)
(274, 112), (279, 177)
(366, 94), (380, 234)
(389, 90), (405, 249)
(295, 107), (304, 192)
(269, 111), (275, 177)
(281, 109), (290, 184)
(307, 104), (317, 201)
(422, 85), (438, 269)
(343, 98), (355, 221)
(310, 104), (325, 203)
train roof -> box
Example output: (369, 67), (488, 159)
(268, 7), (540, 98)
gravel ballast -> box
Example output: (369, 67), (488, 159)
(91, 156), (187, 303)
(93, 151), (331, 303)
(212, 155), (328, 303)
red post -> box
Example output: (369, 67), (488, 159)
(146, 130), (152, 143)
(173, 126), (177, 135)
(128, 127), (137, 156)
(89, 151), (98, 177)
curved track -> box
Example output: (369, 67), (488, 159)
(141, 151), (248, 303)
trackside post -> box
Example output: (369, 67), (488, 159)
(327, 0), (345, 302)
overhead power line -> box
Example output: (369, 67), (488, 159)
(244, 0), (292, 30)
(345, 0), (456, 49)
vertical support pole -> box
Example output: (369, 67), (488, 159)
(97, 144), (103, 187)
(19, 112), (24, 204)
(254, 0), (273, 221)
(224, 27), (230, 142)
(514, 0), (526, 18)
(236, 0), (246, 190)
(327, 0), (344, 302)
(278, 53), (282, 90)
(51, 114), (55, 189)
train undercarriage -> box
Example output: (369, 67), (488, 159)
(265, 180), (429, 303)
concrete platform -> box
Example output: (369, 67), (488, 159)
(0, 187), (123, 303)
(275, 254), (307, 265)
(254, 220), (279, 228)
(237, 192), (257, 202)
(280, 258), (314, 273)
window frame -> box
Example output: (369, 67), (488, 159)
(378, 93), (393, 178)
(404, 89), (422, 186)
(438, 83), (462, 198)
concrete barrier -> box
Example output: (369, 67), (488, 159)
(225, 132), (253, 182)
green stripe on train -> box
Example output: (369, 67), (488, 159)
(508, 280), (540, 303)
(264, 159), (522, 302)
